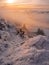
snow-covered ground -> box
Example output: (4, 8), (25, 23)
(0, 19), (49, 65)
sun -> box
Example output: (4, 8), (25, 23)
(6, 0), (14, 3)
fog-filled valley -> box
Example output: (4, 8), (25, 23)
(0, 7), (49, 28)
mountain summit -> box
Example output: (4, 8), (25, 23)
(0, 18), (49, 65)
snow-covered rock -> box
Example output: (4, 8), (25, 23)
(0, 34), (49, 65)
(0, 19), (49, 65)
(15, 35), (49, 65)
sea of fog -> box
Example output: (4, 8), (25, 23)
(0, 7), (49, 36)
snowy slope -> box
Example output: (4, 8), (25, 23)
(0, 19), (49, 65)
(15, 35), (49, 65)
(0, 19), (27, 65)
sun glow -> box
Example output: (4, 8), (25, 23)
(6, 0), (14, 3)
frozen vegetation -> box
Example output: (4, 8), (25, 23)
(0, 18), (49, 65)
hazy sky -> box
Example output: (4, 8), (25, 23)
(0, 0), (49, 28)
(0, 0), (49, 5)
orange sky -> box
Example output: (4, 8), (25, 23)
(0, 0), (49, 5)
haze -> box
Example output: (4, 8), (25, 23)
(0, 0), (49, 28)
(0, 0), (49, 5)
